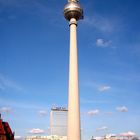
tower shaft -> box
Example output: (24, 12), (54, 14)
(63, 1), (83, 140)
(68, 18), (80, 140)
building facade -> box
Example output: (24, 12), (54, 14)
(25, 135), (67, 140)
(50, 107), (68, 136)
(0, 114), (14, 140)
(25, 136), (48, 140)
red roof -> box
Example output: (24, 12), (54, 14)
(0, 119), (5, 135)
(0, 114), (14, 140)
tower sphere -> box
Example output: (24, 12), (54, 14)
(64, 1), (83, 21)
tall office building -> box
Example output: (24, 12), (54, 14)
(50, 107), (68, 136)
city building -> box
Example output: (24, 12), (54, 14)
(25, 135), (67, 140)
(25, 136), (48, 140)
(0, 114), (14, 140)
(47, 135), (67, 140)
(50, 107), (68, 136)
(91, 134), (140, 140)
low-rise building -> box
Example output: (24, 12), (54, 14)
(25, 135), (48, 140)
(47, 135), (67, 140)
(25, 135), (67, 140)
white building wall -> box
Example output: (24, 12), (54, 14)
(50, 109), (68, 136)
(25, 135), (67, 140)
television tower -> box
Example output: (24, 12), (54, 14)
(64, 1), (83, 140)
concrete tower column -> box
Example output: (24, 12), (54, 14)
(68, 18), (80, 140)
(64, 1), (83, 140)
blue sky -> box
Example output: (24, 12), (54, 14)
(0, 0), (140, 139)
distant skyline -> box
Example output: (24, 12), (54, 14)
(0, 0), (140, 140)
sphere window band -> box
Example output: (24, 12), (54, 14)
(64, 1), (83, 21)
(68, 0), (79, 2)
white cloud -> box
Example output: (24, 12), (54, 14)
(116, 106), (128, 112)
(120, 131), (135, 137)
(15, 136), (24, 140)
(84, 15), (114, 32)
(93, 137), (104, 140)
(38, 110), (47, 117)
(96, 39), (111, 48)
(81, 98), (109, 104)
(104, 111), (113, 116)
(84, 81), (111, 93)
(0, 98), (50, 112)
(29, 128), (45, 134)
(0, 74), (22, 91)
(0, 83), (5, 90)
(96, 126), (108, 131)
(0, 107), (11, 113)
(98, 86), (111, 92)
(0, 0), (60, 25)
(87, 109), (100, 116)
(84, 81), (98, 88)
